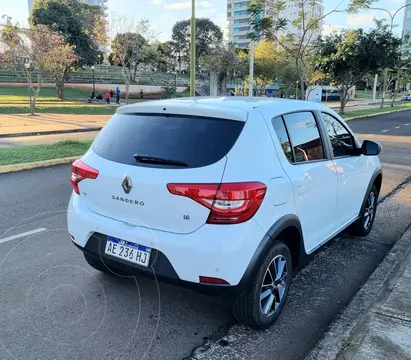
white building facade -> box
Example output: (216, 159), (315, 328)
(402, 0), (411, 53)
(227, 0), (324, 48)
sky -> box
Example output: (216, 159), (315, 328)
(1, 0), (408, 41)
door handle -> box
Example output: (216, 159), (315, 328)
(297, 185), (307, 195)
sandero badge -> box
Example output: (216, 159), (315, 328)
(122, 176), (133, 194)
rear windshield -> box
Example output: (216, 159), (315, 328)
(93, 113), (245, 168)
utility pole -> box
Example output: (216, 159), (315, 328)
(190, 0), (196, 97)
(249, 42), (254, 97)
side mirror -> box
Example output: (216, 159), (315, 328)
(361, 140), (382, 156)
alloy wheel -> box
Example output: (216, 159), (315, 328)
(363, 192), (376, 230)
(260, 255), (288, 317)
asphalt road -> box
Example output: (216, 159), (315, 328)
(0, 111), (410, 360)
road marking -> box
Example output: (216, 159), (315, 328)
(395, 126), (400, 129)
(0, 228), (47, 244)
(405, 123), (410, 126)
(382, 130), (389, 133)
(367, 134), (374, 137)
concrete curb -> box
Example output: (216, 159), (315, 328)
(305, 223), (411, 360)
(0, 156), (80, 174)
(0, 127), (103, 139)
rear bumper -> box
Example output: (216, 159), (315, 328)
(68, 193), (266, 293)
(73, 233), (243, 296)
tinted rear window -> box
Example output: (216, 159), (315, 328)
(93, 113), (245, 168)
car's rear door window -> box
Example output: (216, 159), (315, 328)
(282, 112), (326, 163)
(272, 117), (294, 162)
(93, 113), (245, 168)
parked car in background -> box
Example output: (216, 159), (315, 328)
(401, 93), (411, 101)
(68, 97), (382, 329)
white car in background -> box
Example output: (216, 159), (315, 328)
(68, 97), (382, 329)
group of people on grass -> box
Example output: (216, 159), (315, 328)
(91, 87), (145, 104)
(91, 87), (121, 104)
(104, 87), (121, 104)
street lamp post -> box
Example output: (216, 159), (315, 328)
(91, 66), (95, 93)
(367, 4), (411, 107)
(1, 14), (12, 25)
(296, 80), (299, 100)
(190, 0), (196, 97)
(98, 54), (101, 71)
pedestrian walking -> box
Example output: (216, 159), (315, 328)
(140, 89), (144, 99)
(116, 87), (121, 104)
(105, 91), (110, 104)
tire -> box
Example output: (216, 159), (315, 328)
(349, 185), (379, 237)
(232, 241), (292, 329)
(83, 253), (113, 275)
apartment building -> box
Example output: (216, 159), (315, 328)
(402, 0), (411, 53)
(227, 0), (324, 48)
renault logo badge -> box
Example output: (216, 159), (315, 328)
(122, 176), (133, 194)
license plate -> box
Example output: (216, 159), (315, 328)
(105, 237), (151, 267)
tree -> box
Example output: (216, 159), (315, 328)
(111, 32), (148, 81)
(253, 41), (283, 89)
(314, 25), (402, 114)
(247, 0), (377, 100)
(201, 45), (246, 96)
(369, 20), (403, 108)
(110, 15), (154, 102)
(245, 41), (301, 98)
(31, 0), (105, 98)
(172, 18), (223, 69)
(156, 41), (176, 71)
(141, 44), (159, 70)
(0, 24), (77, 114)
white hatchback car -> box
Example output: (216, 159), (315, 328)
(68, 98), (382, 329)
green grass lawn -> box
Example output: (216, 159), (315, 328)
(0, 105), (117, 115)
(0, 86), (92, 102)
(0, 140), (93, 166)
(342, 103), (411, 120)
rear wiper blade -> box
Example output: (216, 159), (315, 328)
(133, 154), (188, 167)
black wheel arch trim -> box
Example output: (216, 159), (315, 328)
(359, 169), (383, 217)
(237, 215), (305, 293)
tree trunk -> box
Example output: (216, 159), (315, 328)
(121, 68), (131, 104)
(125, 75), (130, 103)
(295, 58), (305, 100)
(56, 76), (64, 100)
(133, 65), (138, 83)
(31, 72), (43, 115)
(391, 76), (398, 107)
(339, 87), (349, 114)
(31, 90), (38, 115)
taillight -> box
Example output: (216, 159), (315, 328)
(167, 182), (266, 224)
(71, 160), (99, 195)
(199, 276), (230, 285)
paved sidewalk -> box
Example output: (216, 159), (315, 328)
(306, 224), (411, 360)
(0, 113), (110, 137)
